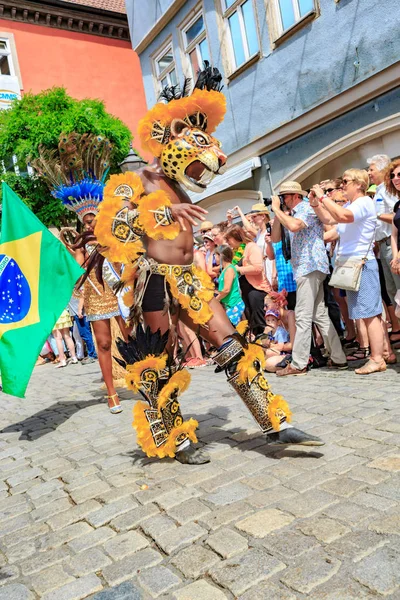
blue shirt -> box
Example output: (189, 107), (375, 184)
(272, 241), (296, 292)
(289, 201), (329, 280)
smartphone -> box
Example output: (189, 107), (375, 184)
(266, 223), (272, 235)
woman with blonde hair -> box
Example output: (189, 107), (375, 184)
(311, 169), (386, 374)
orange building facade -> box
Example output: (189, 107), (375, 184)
(0, 0), (148, 156)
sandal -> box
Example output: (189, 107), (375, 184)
(346, 347), (370, 362)
(355, 358), (387, 375)
(106, 393), (123, 414)
(55, 360), (68, 368)
(342, 337), (358, 350)
(389, 331), (400, 342)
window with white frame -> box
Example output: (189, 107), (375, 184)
(182, 12), (210, 79)
(154, 44), (178, 92)
(0, 39), (14, 76)
(275, 0), (315, 35)
(221, 0), (259, 72)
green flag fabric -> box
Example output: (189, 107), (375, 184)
(0, 182), (84, 397)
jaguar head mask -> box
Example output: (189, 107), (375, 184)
(138, 64), (227, 193)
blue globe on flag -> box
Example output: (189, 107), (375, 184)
(0, 254), (31, 324)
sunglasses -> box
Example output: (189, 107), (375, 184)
(334, 199), (345, 203)
(342, 178), (353, 185)
(390, 172), (400, 179)
(324, 188), (336, 193)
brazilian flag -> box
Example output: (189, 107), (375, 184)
(0, 183), (84, 398)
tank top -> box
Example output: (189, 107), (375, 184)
(218, 264), (242, 308)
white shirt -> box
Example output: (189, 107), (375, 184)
(255, 229), (274, 284)
(336, 196), (376, 259)
(374, 182), (397, 241)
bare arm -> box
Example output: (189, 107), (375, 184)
(233, 206), (257, 236)
(390, 221), (400, 274)
(270, 214), (282, 243)
(324, 227), (339, 243)
(377, 213), (394, 225)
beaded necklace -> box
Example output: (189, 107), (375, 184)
(232, 243), (246, 265)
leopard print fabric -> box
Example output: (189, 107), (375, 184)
(160, 128), (226, 191)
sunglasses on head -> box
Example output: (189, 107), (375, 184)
(390, 172), (400, 179)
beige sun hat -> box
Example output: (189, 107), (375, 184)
(199, 220), (214, 232)
(250, 202), (270, 217)
(278, 180), (307, 197)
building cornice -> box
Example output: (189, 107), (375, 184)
(226, 62), (400, 170)
(0, 0), (130, 41)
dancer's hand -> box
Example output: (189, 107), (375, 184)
(170, 203), (208, 231)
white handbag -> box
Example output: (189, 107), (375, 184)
(329, 231), (375, 292)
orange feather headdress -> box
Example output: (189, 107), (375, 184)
(138, 62), (226, 157)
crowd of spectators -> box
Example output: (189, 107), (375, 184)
(190, 154), (400, 376)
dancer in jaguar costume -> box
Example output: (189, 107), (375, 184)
(95, 64), (324, 463)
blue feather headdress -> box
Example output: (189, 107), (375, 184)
(32, 132), (112, 222)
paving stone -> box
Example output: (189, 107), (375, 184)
(368, 510), (400, 535)
(323, 501), (377, 526)
(241, 472), (281, 490)
(328, 530), (388, 562)
(173, 580), (228, 600)
(170, 544), (219, 578)
(0, 513), (32, 537)
(205, 482), (253, 506)
(69, 547), (112, 576)
(31, 497), (73, 522)
(319, 477), (367, 498)
(247, 486), (293, 508)
(6, 467), (43, 488)
(103, 530), (149, 560)
(134, 480), (180, 505)
(0, 584), (35, 600)
(87, 497), (138, 527)
(368, 454), (400, 472)
(0, 522), (49, 547)
(200, 470), (244, 493)
(110, 503), (159, 532)
(238, 582), (296, 600)
(280, 550), (341, 593)
(0, 564), (19, 585)
(41, 573), (102, 600)
(141, 514), (177, 542)
(298, 516), (351, 543)
(155, 486), (201, 510)
(279, 489), (338, 518)
(348, 465), (390, 485)
(156, 522), (206, 554)
(236, 508), (293, 538)
(36, 521), (93, 551)
(30, 564), (75, 595)
(210, 548), (286, 596)
(20, 546), (70, 575)
(207, 527), (248, 558)
(0, 496), (31, 520)
(91, 582), (142, 600)
(201, 501), (253, 530)
(325, 454), (367, 475)
(102, 548), (163, 586)
(167, 498), (211, 525)
(351, 490), (397, 511)
(138, 565), (181, 597)
(262, 530), (320, 558)
(68, 526), (116, 553)
(175, 465), (223, 487)
(353, 546), (400, 595)
(367, 478), (400, 501)
(285, 469), (335, 493)
(47, 499), (102, 531)
(69, 480), (112, 504)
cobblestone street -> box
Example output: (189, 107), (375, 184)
(0, 359), (399, 600)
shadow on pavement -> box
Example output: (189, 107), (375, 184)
(0, 397), (103, 441)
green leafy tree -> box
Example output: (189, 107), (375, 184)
(0, 87), (133, 227)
